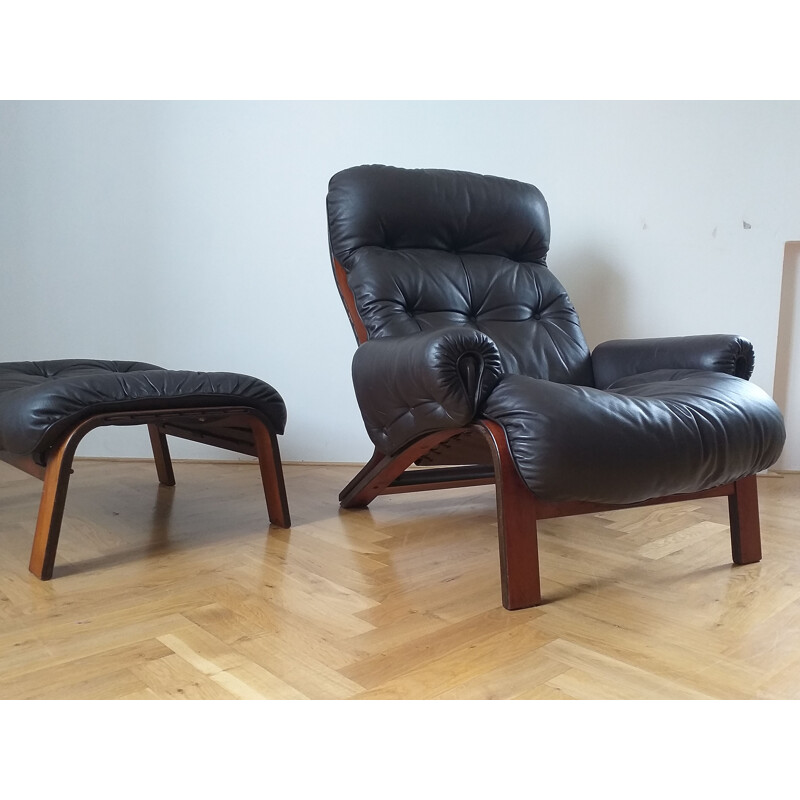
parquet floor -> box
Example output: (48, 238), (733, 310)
(0, 459), (798, 700)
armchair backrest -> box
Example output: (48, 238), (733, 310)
(327, 164), (593, 386)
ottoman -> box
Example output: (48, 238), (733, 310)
(0, 359), (291, 579)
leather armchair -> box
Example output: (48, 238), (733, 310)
(327, 164), (786, 610)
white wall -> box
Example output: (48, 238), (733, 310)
(1, 101), (798, 464)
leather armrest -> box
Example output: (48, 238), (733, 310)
(352, 326), (503, 454)
(592, 334), (755, 389)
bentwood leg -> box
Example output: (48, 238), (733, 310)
(148, 424), (176, 487)
(338, 430), (475, 508)
(247, 415), (291, 528)
(729, 474), (762, 565)
(339, 448), (393, 508)
(29, 435), (81, 580)
(479, 420), (542, 610)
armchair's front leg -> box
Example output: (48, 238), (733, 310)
(728, 474), (762, 565)
(478, 420), (542, 610)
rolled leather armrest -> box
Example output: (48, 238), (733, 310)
(591, 334), (755, 389)
(352, 326), (504, 455)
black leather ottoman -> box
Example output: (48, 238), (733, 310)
(0, 359), (291, 579)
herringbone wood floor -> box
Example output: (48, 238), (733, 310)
(0, 459), (798, 699)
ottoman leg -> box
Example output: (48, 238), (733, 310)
(247, 415), (291, 529)
(148, 424), (176, 486)
(29, 436), (79, 580)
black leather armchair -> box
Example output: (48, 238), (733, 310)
(327, 164), (786, 609)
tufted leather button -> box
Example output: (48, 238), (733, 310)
(533, 313), (542, 320)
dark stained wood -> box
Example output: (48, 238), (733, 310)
(339, 429), (480, 508)
(477, 420), (542, 609)
(243, 412), (291, 528)
(385, 464), (494, 492)
(728, 474), (762, 564)
(156, 419), (257, 457)
(28, 418), (93, 579)
(147, 423), (176, 486)
(413, 427), (494, 467)
(332, 256), (369, 344)
(339, 448), (387, 506)
(532, 483), (735, 521)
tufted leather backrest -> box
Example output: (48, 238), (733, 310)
(327, 164), (594, 386)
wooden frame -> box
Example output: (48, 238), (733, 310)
(0, 406), (290, 580)
(339, 421), (762, 610)
(332, 253), (764, 610)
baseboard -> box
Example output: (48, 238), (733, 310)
(67, 458), (800, 476)
(72, 456), (366, 467)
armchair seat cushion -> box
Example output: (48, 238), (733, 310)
(483, 369), (785, 505)
(0, 359), (287, 461)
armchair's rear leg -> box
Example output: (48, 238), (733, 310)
(728, 474), (762, 564)
(148, 424), (176, 487)
(29, 437), (79, 580)
(339, 430), (473, 508)
(339, 449), (398, 508)
(479, 421), (542, 610)
(248, 417), (291, 528)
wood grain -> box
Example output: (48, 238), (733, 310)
(0, 459), (797, 699)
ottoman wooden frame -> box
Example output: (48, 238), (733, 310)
(0, 405), (290, 580)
